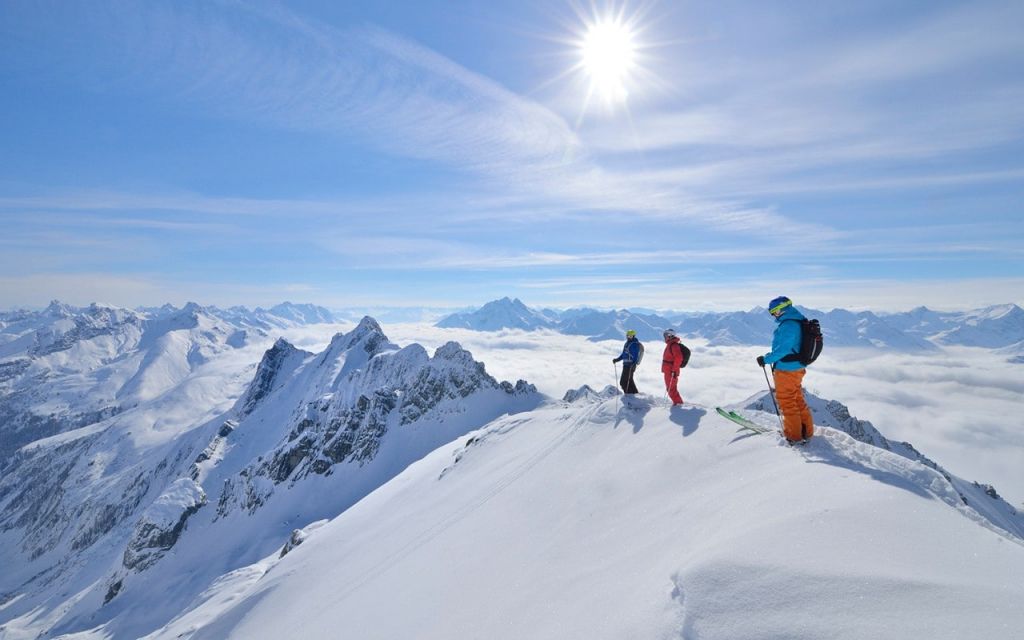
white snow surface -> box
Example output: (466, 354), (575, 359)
(145, 395), (1024, 640)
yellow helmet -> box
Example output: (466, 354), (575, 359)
(625, 329), (637, 337)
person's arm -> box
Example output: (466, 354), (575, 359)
(613, 342), (627, 363)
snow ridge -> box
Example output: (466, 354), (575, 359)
(742, 392), (1024, 542)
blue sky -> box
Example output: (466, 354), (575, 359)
(1, 0), (1022, 312)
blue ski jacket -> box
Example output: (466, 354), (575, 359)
(764, 306), (806, 371)
(615, 337), (643, 365)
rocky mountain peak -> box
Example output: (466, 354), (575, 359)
(336, 316), (392, 356)
(44, 300), (74, 317)
(433, 341), (477, 365)
(239, 338), (311, 416)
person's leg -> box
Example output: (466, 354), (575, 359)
(774, 369), (806, 441)
(794, 370), (814, 439)
(664, 371), (683, 404)
(625, 364), (639, 394)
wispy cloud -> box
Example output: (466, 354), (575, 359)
(810, 1), (1024, 86)
(4, 1), (832, 239)
(1, 1), (1020, 310)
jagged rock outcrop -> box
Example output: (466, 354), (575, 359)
(215, 321), (541, 517)
(563, 384), (618, 403)
(278, 519), (328, 558)
(239, 339), (311, 416)
(122, 478), (207, 572)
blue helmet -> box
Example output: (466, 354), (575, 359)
(768, 296), (792, 315)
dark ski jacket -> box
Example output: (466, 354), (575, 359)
(615, 337), (643, 366)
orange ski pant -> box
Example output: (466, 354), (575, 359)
(773, 368), (814, 441)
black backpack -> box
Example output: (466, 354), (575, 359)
(781, 319), (823, 366)
(677, 342), (691, 368)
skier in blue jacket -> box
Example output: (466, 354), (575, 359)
(612, 329), (642, 394)
(757, 296), (815, 443)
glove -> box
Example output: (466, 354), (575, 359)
(756, 356), (766, 367)
(612, 357), (620, 363)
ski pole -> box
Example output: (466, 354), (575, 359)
(613, 361), (620, 408)
(762, 364), (784, 430)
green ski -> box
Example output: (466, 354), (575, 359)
(715, 407), (772, 435)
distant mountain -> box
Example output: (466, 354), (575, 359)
(878, 304), (1024, 348)
(675, 309), (775, 346)
(262, 301), (336, 325)
(431, 298), (1024, 352)
(436, 297), (555, 331)
(813, 308), (940, 351)
(435, 299), (672, 341)
(930, 304), (1024, 348)
(556, 308), (672, 342)
(0, 301), (336, 463)
(877, 305), (952, 336)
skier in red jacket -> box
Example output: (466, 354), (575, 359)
(661, 329), (686, 406)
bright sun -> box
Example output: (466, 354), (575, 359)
(579, 19), (637, 104)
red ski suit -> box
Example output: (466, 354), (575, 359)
(661, 338), (685, 405)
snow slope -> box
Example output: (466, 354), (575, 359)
(144, 393), (1024, 640)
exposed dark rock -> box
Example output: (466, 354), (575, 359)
(122, 479), (207, 572)
(279, 529), (306, 558)
(240, 339), (307, 416)
(103, 579), (123, 604)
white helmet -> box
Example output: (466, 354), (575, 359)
(663, 329), (677, 340)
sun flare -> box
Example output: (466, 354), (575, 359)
(580, 20), (636, 103)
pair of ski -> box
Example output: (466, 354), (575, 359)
(714, 407), (773, 436)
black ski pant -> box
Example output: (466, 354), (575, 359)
(619, 363), (639, 394)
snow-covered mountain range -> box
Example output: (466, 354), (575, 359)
(0, 301), (337, 464)
(0, 314), (537, 639)
(435, 297), (1024, 352)
(2, 303), (1023, 638)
